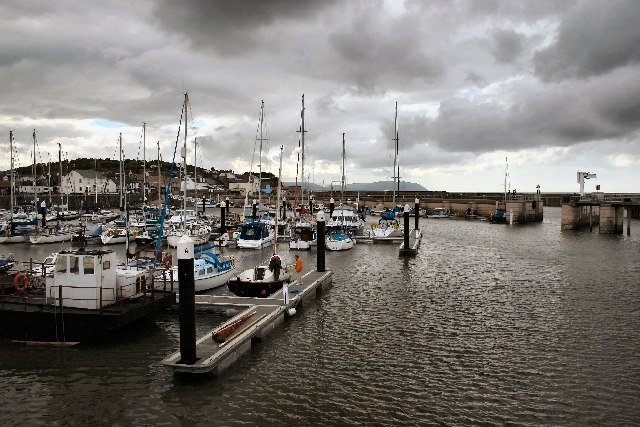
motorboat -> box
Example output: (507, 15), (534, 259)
(161, 245), (236, 292)
(326, 228), (355, 251)
(236, 221), (274, 249)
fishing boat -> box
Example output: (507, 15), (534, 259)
(0, 247), (175, 343)
(229, 145), (292, 297)
(161, 244), (236, 292)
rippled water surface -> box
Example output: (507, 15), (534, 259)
(1, 207), (639, 426)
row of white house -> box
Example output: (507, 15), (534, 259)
(12, 169), (248, 196)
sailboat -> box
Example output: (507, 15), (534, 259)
(0, 131), (29, 244)
(326, 133), (355, 251)
(237, 100), (275, 249)
(165, 93), (211, 248)
(370, 102), (405, 242)
(228, 145), (292, 297)
(290, 94), (317, 251)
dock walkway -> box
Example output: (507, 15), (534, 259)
(399, 229), (422, 256)
(161, 270), (332, 374)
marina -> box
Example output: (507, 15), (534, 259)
(0, 207), (638, 425)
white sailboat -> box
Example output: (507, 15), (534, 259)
(327, 133), (355, 251)
(0, 131), (28, 244)
(290, 94), (317, 251)
(370, 102), (405, 242)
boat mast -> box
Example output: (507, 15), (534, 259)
(504, 156), (508, 202)
(182, 92), (188, 234)
(273, 145), (283, 256)
(392, 102), (399, 207)
(341, 132), (346, 205)
(9, 131), (14, 219)
(257, 100), (266, 206)
(47, 155), (52, 205)
(58, 143), (63, 207)
(119, 132), (124, 210)
(157, 141), (161, 207)
(94, 158), (98, 204)
(32, 129), (38, 213)
(142, 121), (146, 208)
(298, 94), (306, 211)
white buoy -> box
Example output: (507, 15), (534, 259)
(287, 308), (297, 316)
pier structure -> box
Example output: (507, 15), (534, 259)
(561, 196), (639, 234)
(161, 270), (333, 374)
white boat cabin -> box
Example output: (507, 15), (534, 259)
(46, 249), (143, 310)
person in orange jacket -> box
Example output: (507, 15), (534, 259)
(294, 254), (303, 285)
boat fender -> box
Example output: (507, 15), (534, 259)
(287, 308), (297, 316)
(14, 273), (29, 293)
(231, 257), (236, 266)
(394, 223), (398, 230)
(371, 223), (377, 229)
(4, 228), (9, 236)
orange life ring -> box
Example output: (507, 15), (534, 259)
(14, 273), (29, 293)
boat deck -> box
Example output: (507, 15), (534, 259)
(161, 270), (333, 374)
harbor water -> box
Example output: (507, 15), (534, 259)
(0, 207), (638, 426)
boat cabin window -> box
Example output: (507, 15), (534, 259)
(56, 255), (67, 273)
(207, 267), (213, 274)
(103, 260), (111, 270)
(83, 257), (95, 275)
(70, 256), (80, 274)
(199, 269), (205, 277)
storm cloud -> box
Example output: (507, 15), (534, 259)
(0, 0), (638, 192)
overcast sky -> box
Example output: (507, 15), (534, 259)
(1, 0), (639, 193)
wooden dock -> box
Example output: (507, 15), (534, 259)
(399, 229), (421, 256)
(161, 270), (333, 374)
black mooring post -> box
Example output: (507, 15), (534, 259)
(329, 197), (335, 218)
(220, 202), (226, 235)
(41, 201), (47, 228)
(316, 213), (326, 272)
(252, 200), (257, 222)
(414, 198), (419, 230)
(177, 235), (196, 364)
(202, 197), (206, 214)
(309, 197), (313, 215)
(225, 197), (230, 215)
(404, 206), (410, 250)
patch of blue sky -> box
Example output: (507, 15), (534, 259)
(92, 118), (127, 128)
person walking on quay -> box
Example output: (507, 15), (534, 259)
(294, 254), (303, 285)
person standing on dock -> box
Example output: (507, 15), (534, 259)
(294, 255), (303, 285)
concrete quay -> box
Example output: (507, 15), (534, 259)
(561, 198), (639, 234)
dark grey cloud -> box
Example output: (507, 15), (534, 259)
(490, 29), (524, 64)
(534, 0), (640, 81)
(152, 0), (341, 56)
